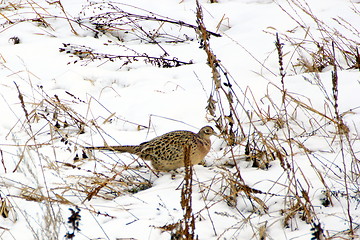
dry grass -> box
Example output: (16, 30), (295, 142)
(270, 0), (360, 73)
(196, 0), (359, 239)
(0, 0), (359, 239)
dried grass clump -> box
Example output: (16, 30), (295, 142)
(78, 2), (220, 43)
(268, 0), (360, 73)
(7, 83), (154, 207)
(59, 42), (193, 68)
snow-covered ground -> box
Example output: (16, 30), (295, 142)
(0, 0), (359, 239)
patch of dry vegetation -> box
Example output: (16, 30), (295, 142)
(0, 0), (359, 239)
(197, 0), (360, 239)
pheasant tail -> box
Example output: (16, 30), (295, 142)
(86, 145), (137, 154)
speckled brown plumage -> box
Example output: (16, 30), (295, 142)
(86, 126), (215, 171)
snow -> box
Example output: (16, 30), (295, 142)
(0, 0), (359, 239)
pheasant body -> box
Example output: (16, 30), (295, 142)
(87, 126), (215, 171)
